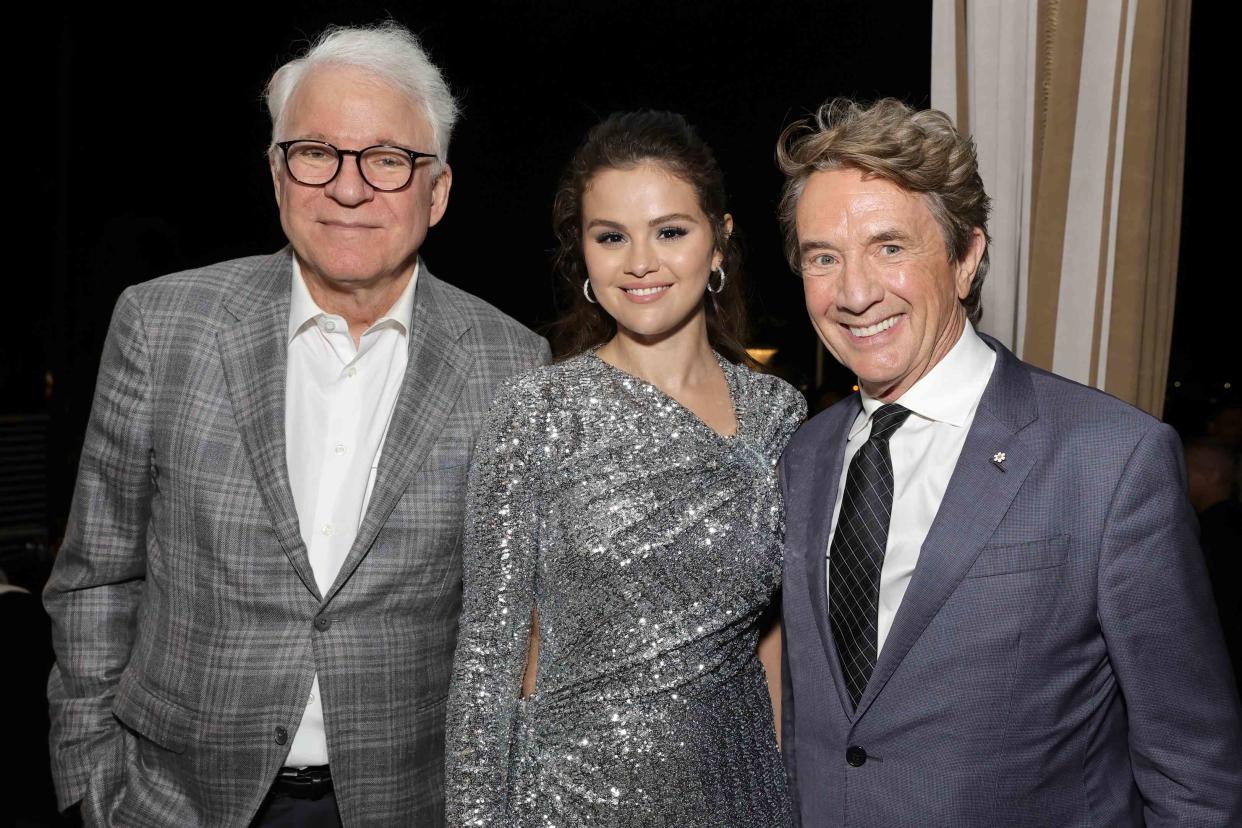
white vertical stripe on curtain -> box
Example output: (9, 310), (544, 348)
(1052, 0), (1126, 384)
(930, 0), (1038, 352)
(1095, 0), (1140, 388)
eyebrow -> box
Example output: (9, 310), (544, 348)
(585, 213), (700, 232)
(799, 240), (835, 256)
(373, 137), (417, 149)
(286, 133), (416, 149)
(585, 218), (625, 231)
(870, 228), (913, 244)
(798, 228), (913, 255)
(648, 212), (698, 226)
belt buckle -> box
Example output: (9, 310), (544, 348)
(276, 766), (333, 801)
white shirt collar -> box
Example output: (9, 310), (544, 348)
(287, 257), (419, 343)
(851, 322), (995, 438)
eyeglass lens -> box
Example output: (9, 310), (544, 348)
(285, 141), (415, 190)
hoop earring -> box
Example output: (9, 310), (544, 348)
(583, 279), (597, 304)
(707, 266), (726, 294)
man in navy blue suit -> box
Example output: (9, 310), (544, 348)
(775, 98), (1242, 827)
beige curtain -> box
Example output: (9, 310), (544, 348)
(932, 0), (1191, 417)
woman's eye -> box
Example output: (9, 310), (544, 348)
(595, 232), (625, 245)
(657, 226), (688, 240)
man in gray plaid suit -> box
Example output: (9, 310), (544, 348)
(44, 23), (548, 827)
(777, 99), (1242, 826)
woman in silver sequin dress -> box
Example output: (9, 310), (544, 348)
(446, 112), (806, 827)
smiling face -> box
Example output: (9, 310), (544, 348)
(270, 65), (451, 295)
(796, 168), (984, 401)
(581, 162), (729, 345)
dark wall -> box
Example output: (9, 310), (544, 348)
(16, 2), (932, 543)
(1168, 0), (1240, 435)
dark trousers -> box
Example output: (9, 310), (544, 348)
(250, 788), (342, 827)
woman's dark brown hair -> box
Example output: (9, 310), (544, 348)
(548, 111), (751, 364)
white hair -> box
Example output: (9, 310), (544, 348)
(265, 22), (460, 172)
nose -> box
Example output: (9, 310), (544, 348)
(835, 256), (884, 316)
(624, 237), (658, 279)
(323, 155), (374, 207)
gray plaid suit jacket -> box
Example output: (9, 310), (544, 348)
(44, 248), (550, 827)
(780, 334), (1242, 827)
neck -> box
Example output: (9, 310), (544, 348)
(865, 312), (967, 403)
(299, 257), (414, 344)
(597, 310), (717, 391)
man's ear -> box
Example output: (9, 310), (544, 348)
(955, 227), (986, 300)
(427, 164), (453, 228)
(270, 150), (285, 209)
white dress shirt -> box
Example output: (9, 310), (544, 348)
(284, 258), (417, 767)
(825, 323), (996, 656)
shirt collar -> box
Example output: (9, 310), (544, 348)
(850, 322), (996, 438)
(287, 257), (419, 343)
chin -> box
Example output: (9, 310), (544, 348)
(857, 375), (898, 393)
(316, 253), (388, 282)
(849, 356), (909, 388)
(617, 324), (675, 341)
(615, 309), (702, 342)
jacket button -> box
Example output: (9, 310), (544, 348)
(274, 726), (288, 745)
(314, 616), (332, 632)
(846, 745), (867, 767)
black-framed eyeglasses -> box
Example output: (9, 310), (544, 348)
(275, 139), (437, 192)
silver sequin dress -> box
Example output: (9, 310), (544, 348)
(445, 351), (807, 827)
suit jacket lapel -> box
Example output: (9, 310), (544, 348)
(217, 249), (320, 599)
(322, 265), (474, 604)
(854, 337), (1039, 719)
(802, 396), (862, 719)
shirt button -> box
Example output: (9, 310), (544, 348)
(346, 366), (357, 378)
(846, 745), (868, 767)
(334, 443), (347, 455)
(324, 320), (336, 332)
(321, 524), (333, 536)
(274, 726), (288, 745)
(308, 692), (317, 705)
(314, 616), (332, 632)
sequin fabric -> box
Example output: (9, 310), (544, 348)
(446, 351), (806, 827)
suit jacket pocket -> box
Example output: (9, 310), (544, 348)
(966, 535), (1069, 578)
(112, 672), (195, 755)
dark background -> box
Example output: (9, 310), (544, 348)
(11, 1), (1237, 547)
(1168, 0), (1238, 434)
(14, 1), (936, 543)
(9, 5), (932, 820)
(2, 2), (1237, 823)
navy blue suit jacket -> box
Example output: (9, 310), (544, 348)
(780, 334), (1242, 826)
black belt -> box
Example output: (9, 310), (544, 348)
(272, 765), (334, 800)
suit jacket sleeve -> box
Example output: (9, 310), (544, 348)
(43, 287), (153, 810)
(535, 337), (552, 367)
(1097, 422), (1242, 824)
(445, 379), (541, 826)
(778, 456), (801, 817)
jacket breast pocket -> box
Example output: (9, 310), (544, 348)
(112, 672), (195, 755)
(965, 535), (1069, 579)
